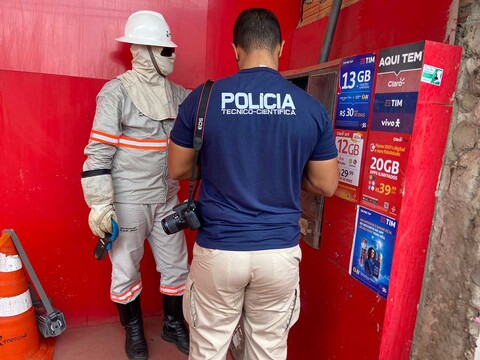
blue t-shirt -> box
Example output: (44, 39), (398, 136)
(170, 67), (338, 251)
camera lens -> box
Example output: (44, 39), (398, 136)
(161, 213), (185, 235)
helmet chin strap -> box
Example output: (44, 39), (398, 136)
(147, 45), (166, 77)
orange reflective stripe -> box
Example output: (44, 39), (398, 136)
(89, 130), (168, 151)
(118, 143), (167, 150)
(89, 136), (118, 146)
(118, 135), (167, 150)
(110, 279), (142, 302)
(160, 283), (186, 295)
(90, 130), (120, 145)
(119, 135), (166, 143)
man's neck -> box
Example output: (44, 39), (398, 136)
(238, 50), (278, 71)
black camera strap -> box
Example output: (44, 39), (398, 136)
(188, 80), (214, 206)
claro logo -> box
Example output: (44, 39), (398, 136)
(221, 92), (296, 115)
(388, 77), (406, 88)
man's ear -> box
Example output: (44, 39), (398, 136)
(278, 40), (285, 58)
(231, 43), (239, 62)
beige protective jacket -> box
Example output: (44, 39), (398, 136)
(82, 78), (190, 204)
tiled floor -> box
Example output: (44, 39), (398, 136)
(52, 316), (234, 360)
(53, 316), (186, 360)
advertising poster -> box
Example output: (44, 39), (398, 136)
(334, 129), (365, 203)
(375, 41), (425, 94)
(370, 92), (418, 134)
(360, 131), (411, 218)
(349, 206), (398, 299)
(335, 53), (376, 130)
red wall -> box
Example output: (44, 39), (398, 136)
(281, 40), (461, 359)
(286, 1), (454, 358)
(0, 0), (209, 326)
(204, 1), (301, 79)
(289, 0), (453, 69)
(0, 0), (208, 86)
(1, 0), (456, 358)
(0, 70), (124, 325)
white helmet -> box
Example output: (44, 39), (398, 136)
(116, 10), (177, 47)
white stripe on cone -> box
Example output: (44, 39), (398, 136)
(0, 253), (22, 272)
(0, 289), (32, 317)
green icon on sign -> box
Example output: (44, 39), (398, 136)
(421, 64), (443, 86)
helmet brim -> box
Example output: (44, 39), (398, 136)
(115, 36), (177, 48)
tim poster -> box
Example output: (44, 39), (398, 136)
(349, 206), (398, 299)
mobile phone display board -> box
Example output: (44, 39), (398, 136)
(282, 40), (461, 359)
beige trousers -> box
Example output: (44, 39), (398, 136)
(108, 196), (189, 303)
(183, 243), (301, 360)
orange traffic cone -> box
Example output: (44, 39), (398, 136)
(0, 232), (54, 360)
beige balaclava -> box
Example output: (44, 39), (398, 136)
(117, 44), (177, 121)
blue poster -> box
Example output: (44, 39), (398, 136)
(335, 53), (376, 130)
(349, 206), (398, 299)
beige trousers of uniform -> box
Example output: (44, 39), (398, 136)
(108, 196), (189, 303)
(183, 243), (301, 360)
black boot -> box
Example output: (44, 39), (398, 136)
(116, 295), (149, 360)
(161, 294), (189, 355)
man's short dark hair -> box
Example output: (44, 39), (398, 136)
(233, 8), (282, 53)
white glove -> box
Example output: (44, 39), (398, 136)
(88, 204), (117, 238)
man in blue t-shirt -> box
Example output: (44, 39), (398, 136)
(168, 8), (338, 360)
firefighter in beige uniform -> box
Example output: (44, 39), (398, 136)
(80, 10), (190, 360)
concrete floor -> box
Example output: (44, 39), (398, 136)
(52, 316), (234, 360)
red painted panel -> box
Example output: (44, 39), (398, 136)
(204, 1), (301, 79)
(288, 225), (385, 359)
(0, 70), (197, 325)
(419, 41), (463, 105)
(379, 102), (456, 359)
(289, 0), (453, 70)
(283, 41), (461, 359)
(0, 0), (208, 87)
(321, 196), (357, 270)
(0, 1), (462, 356)
(286, 195), (386, 359)
(378, 42), (461, 359)
(0, 1), (209, 326)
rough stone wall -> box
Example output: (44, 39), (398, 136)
(411, 0), (480, 359)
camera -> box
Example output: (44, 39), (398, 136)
(161, 201), (201, 235)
